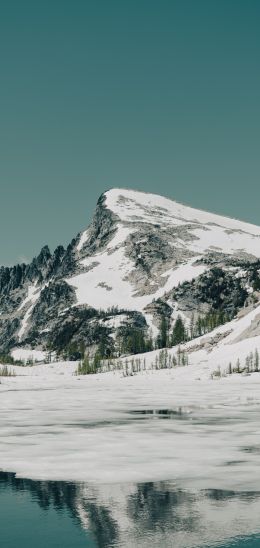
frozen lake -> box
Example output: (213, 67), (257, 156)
(1, 362), (260, 546)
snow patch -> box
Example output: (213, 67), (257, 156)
(11, 348), (47, 362)
(77, 229), (90, 252)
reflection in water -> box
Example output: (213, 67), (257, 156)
(1, 472), (260, 548)
(0, 472), (118, 548)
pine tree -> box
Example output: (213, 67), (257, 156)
(177, 346), (181, 366)
(253, 276), (260, 291)
(195, 315), (203, 337)
(157, 316), (169, 349)
(181, 351), (186, 366)
(189, 313), (195, 340)
(249, 352), (254, 372)
(79, 340), (85, 360)
(93, 351), (101, 372)
(77, 353), (92, 375)
(171, 316), (186, 346)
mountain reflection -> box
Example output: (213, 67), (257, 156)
(1, 472), (260, 547)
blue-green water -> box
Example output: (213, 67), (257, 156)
(0, 473), (260, 548)
(0, 478), (95, 547)
(221, 539), (260, 548)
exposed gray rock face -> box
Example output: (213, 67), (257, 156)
(123, 225), (197, 297)
(29, 281), (77, 335)
(144, 299), (173, 330)
(0, 242), (79, 352)
(167, 267), (249, 318)
(233, 309), (260, 342)
(80, 193), (119, 258)
(0, 318), (20, 352)
(1, 187), (260, 357)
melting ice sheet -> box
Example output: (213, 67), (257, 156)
(1, 363), (260, 492)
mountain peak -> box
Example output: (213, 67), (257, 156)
(2, 187), (260, 358)
(102, 187), (260, 236)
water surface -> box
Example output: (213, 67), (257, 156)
(1, 472), (260, 548)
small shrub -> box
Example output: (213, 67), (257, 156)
(0, 365), (16, 377)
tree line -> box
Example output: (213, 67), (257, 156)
(61, 306), (232, 370)
(157, 309), (230, 349)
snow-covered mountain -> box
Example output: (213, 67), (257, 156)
(1, 188), (260, 360)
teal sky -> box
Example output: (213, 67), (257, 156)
(0, 0), (259, 265)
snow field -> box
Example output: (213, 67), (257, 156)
(1, 347), (260, 491)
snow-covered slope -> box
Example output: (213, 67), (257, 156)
(1, 187), (260, 357)
(67, 188), (260, 312)
(106, 188), (260, 236)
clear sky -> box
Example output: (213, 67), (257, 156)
(0, 0), (259, 265)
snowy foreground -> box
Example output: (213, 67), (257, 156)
(1, 353), (260, 492)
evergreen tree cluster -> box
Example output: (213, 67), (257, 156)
(157, 309), (229, 351)
(116, 325), (152, 355)
(54, 306), (235, 368)
(0, 353), (22, 366)
(212, 349), (260, 378)
(152, 347), (188, 369)
(190, 309), (230, 338)
(77, 352), (102, 375)
(251, 271), (260, 291)
(77, 346), (189, 376)
(244, 349), (259, 373)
